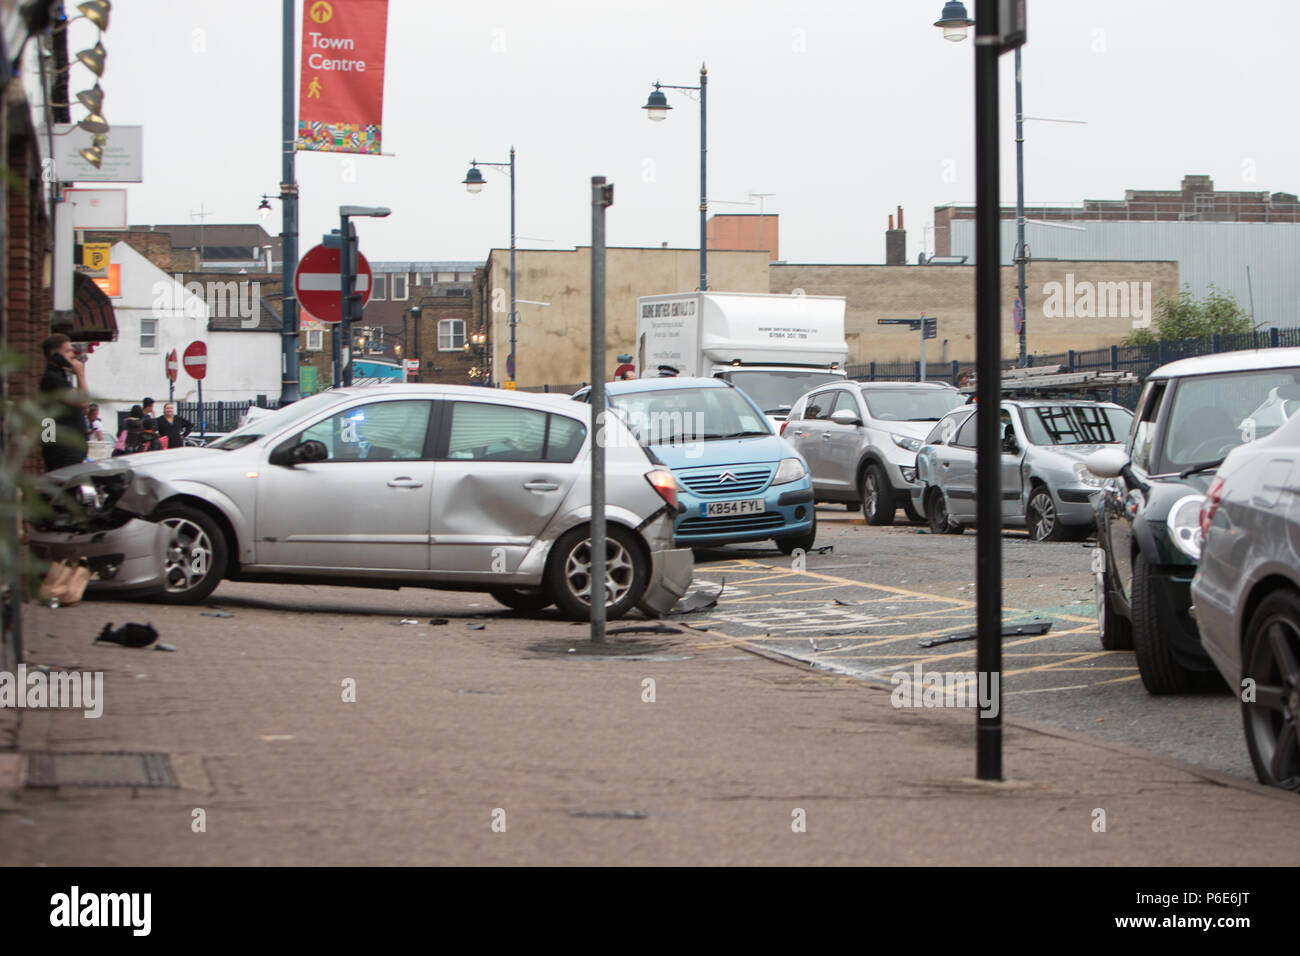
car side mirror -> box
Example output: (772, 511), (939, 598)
(1001, 435), (1019, 455)
(1085, 447), (1129, 479)
(830, 408), (861, 427)
(270, 439), (328, 467)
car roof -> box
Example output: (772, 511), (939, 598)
(1150, 347), (1300, 379)
(602, 376), (730, 394)
(317, 383), (588, 413)
(849, 381), (957, 390)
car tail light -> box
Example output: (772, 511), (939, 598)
(1199, 476), (1225, 539)
(779, 420), (790, 437)
(645, 468), (679, 510)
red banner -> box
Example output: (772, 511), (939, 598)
(296, 0), (389, 155)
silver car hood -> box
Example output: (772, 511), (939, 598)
(1029, 442), (1119, 464)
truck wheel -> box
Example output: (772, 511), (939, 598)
(860, 464), (894, 526)
(1131, 551), (1199, 693)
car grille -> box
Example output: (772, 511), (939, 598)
(677, 512), (787, 536)
(676, 467), (772, 497)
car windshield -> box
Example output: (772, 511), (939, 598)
(207, 392), (343, 450)
(608, 386), (771, 444)
(722, 370), (846, 416)
(1021, 405), (1133, 445)
(1157, 367), (1300, 473)
(862, 388), (965, 422)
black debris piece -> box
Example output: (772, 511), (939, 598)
(94, 622), (158, 648)
(428, 618), (449, 626)
(200, 611), (233, 618)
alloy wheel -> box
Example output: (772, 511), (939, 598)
(563, 535), (635, 608)
(161, 517), (215, 594)
(1028, 491), (1057, 540)
(1245, 615), (1300, 789)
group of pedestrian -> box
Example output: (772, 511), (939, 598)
(38, 333), (192, 472)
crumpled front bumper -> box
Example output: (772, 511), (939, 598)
(27, 518), (167, 595)
(638, 546), (694, 617)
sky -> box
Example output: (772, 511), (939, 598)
(59, 0), (1300, 266)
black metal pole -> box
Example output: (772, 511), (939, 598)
(509, 147), (517, 385)
(698, 64), (707, 292)
(340, 216), (354, 387)
(279, 0), (301, 405)
(974, 1), (1004, 781)
(590, 176), (613, 643)
(1015, 46), (1027, 368)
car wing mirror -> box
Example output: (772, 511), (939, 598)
(1085, 447), (1128, 479)
(270, 439), (328, 467)
(1001, 435), (1019, 455)
(830, 408), (861, 426)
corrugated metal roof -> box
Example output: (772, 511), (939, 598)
(371, 260), (484, 272)
(949, 219), (1300, 327)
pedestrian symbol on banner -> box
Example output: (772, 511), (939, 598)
(308, 77), (321, 99)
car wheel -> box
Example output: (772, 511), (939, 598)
(902, 497), (924, 523)
(776, 511), (817, 555)
(927, 488), (963, 535)
(860, 464), (894, 526)
(546, 524), (649, 621)
(1131, 550), (1199, 693)
(1241, 590), (1300, 790)
(489, 587), (555, 612)
(1095, 566), (1133, 650)
(1025, 484), (1067, 542)
(154, 503), (226, 605)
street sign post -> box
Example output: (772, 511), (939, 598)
(183, 341), (208, 438)
(878, 316), (938, 379)
(165, 348), (178, 403)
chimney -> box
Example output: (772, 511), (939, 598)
(885, 205), (906, 265)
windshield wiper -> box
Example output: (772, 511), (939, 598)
(709, 431), (770, 440)
(1179, 457), (1225, 479)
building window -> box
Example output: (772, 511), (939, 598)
(457, 272), (475, 282)
(437, 271), (455, 282)
(306, 329), (323, 351)
(371, 274), (386, 300)
(418, 272), (434, 285)
(390, 273), (408, 300)
(438, 319), (466, 351)
(140, 318), (158, 351)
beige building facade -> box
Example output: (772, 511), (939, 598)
(482, 246), (770, 387)
(770, 260), (1180, 365)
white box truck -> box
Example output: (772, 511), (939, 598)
(635, 291), (849, 423)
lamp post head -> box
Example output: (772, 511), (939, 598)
(642, 86), (671, 121)
(463, 165), (486, 194)
(257, 198), (272, 221)
(339, 205), (391, 218)
(934, 0), (974, 41)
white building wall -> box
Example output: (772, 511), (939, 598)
(205, 331), (282, 406)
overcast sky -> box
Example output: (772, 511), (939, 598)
(79, 0), (1297, 266)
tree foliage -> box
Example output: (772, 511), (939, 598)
(1126, 284), (1252, 345)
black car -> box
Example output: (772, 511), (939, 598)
(1088, 348), (1300, 693)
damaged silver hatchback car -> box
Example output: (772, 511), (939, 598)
(29, 385), (694, 620)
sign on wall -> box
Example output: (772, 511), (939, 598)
(49, 124), (144, 183)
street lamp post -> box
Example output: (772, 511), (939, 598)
(463, 149), (516, 384)
(278, 0), (301, 406)
(934, 0), (1026, 782)
(643, 64), (708, 292)
(337, 205), (391, 387)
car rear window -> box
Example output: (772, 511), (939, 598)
(1156, 368), (1300, 473)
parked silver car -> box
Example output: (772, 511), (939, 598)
(782, 381), (966, 524)
(29, 385), (693, 620)
(1191, 405), (1300, 790)
(914, 399), (1132, 540)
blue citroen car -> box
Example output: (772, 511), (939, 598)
(574, 378), (817, 552)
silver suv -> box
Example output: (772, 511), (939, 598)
(783, 381), (966, 524)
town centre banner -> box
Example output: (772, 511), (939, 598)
(297, 0), (389, 155)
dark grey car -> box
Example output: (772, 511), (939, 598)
(1192, 406), (1300, 791)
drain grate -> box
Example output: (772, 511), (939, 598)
(25, 751), (178, 789)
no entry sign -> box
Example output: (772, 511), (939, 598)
(294, 243), (373, 323)
(183, 341), (208, 380)
(166, 349), (179, 382)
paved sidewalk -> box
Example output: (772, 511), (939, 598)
(1, 582), (1297, 866)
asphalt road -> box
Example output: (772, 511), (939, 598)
(680, 503), (1253, 782)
